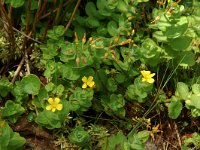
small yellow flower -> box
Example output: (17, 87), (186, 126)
(141, 70), (155, 84)
(46, 97), (63, 112)
(150, 124), (161, 141)
(146, 118), (151, 129)
(152, 124), (160, 134)
(82, 76), (95, 89)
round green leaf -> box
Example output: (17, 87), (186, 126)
(168, 96), (182, 119)
(107, 21), (118, 36)
(175, 82), (189, 99)
(21, 74), (41, 95)
(85, 2), (97, 16)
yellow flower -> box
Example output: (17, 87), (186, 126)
(150, 124), (161, 141)
(46, 97), (63, 112)
(82, 76), (95, 89)
(141, 70), (155, 84)
(152, 124), (160, 133)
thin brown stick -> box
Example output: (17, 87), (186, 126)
(0, 2), (15, 55)
(29, 0), (46, 37)
(174, 122), (182, 148)
(0, 18), (42, 44)
(40, 0), (72, 20)
(25, 48), (30, 75)
(40, 0), (56, 42)
(12, 57), (25, 83)
(54, 0), (63, 25)
(26, 0), (31, 35)
(64, 0), (81, 34)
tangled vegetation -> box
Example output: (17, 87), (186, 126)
(1, 0), (200, 149)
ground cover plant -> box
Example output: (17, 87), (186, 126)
(1, 0), (200, 149)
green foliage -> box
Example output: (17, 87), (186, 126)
(2, 0), (200, 148)
(102, 130), (150, 150)
(101, 94), (125, 117)
(102, 131), (127, 150)
(0, 120), (26, 150)
(168, 96), (182, 119)
(69, 87), (94, 112)
(128, 130), (150, 150)
(1, 100), (25, 123)
(21, 74), (41, 95)
(35, 98), (69, 129)
(182, 132), (200, 150)
(126, 77), (153, 102)
(5, 0), (25, 8)
(68, 126), (90, 147)
(0, 78), (12, 98)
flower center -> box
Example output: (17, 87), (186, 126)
(51, 102), (58, 108)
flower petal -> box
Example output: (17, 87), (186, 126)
(88, 81), (95, 87)
(82, 76), (88, 82)
(88, 76), (93, 82)
(149, 73), (155, 78)
(147, 78), (154, 84)
(82, 83), (87, 89)
(141, 70), (150, 77)
(46, 105), (52, 110)
(48, 98), (54, 104)
(55, 97), (60, 104)
(56, 104), (63, 110)
(52, 108), (56, 112)
(142, 78), (147, 82)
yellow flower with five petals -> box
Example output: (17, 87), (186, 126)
(46, 97), (63, 112)
(141, 70), (155, 84)
(82, 76), (95, 89)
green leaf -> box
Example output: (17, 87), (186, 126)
(97, 0), (106, 10)
(0, 121), (25, 149)
(68, 126), (90, 147)
(86, 16), (100, 28)
(47, 25), (65, 39)
(52, 84), (64, 96)
(169, 36), (192, 51)
(102, 131), (127, 150)
(85, 2), (97, 16)
(61, 64), (80, 80)
(174, 51), (195, 68)
(165, 17), (188, 38)
(6, 0), (25, 8)
(117, 0), (127, 13)
(168, 96), (182, 119)
(192, 84), (200, 95)
(45, 82), (55, 92)
(35, 110), (61, 129)
(106, 78), (117, 92)
(137, 0), (149, 2)
(175, 82), (189, 99)
(107, 0), (118, 10)
(2, 100), (25, 123)
(34, 88), (49, 108)
(0, 78), (12, 97)
(107, 21), (118, 36)
(69, 88), (94, 112)
(128, 130), (150, 150)
(101, 94), (125, 116)
(40, 41), (59, 59)
(60, 43), (75, 62)
(21, 74), (41, 95)
(190, 94), (200, 109)
(153, 31), (167, 42)
(115, 73), (126, 84)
